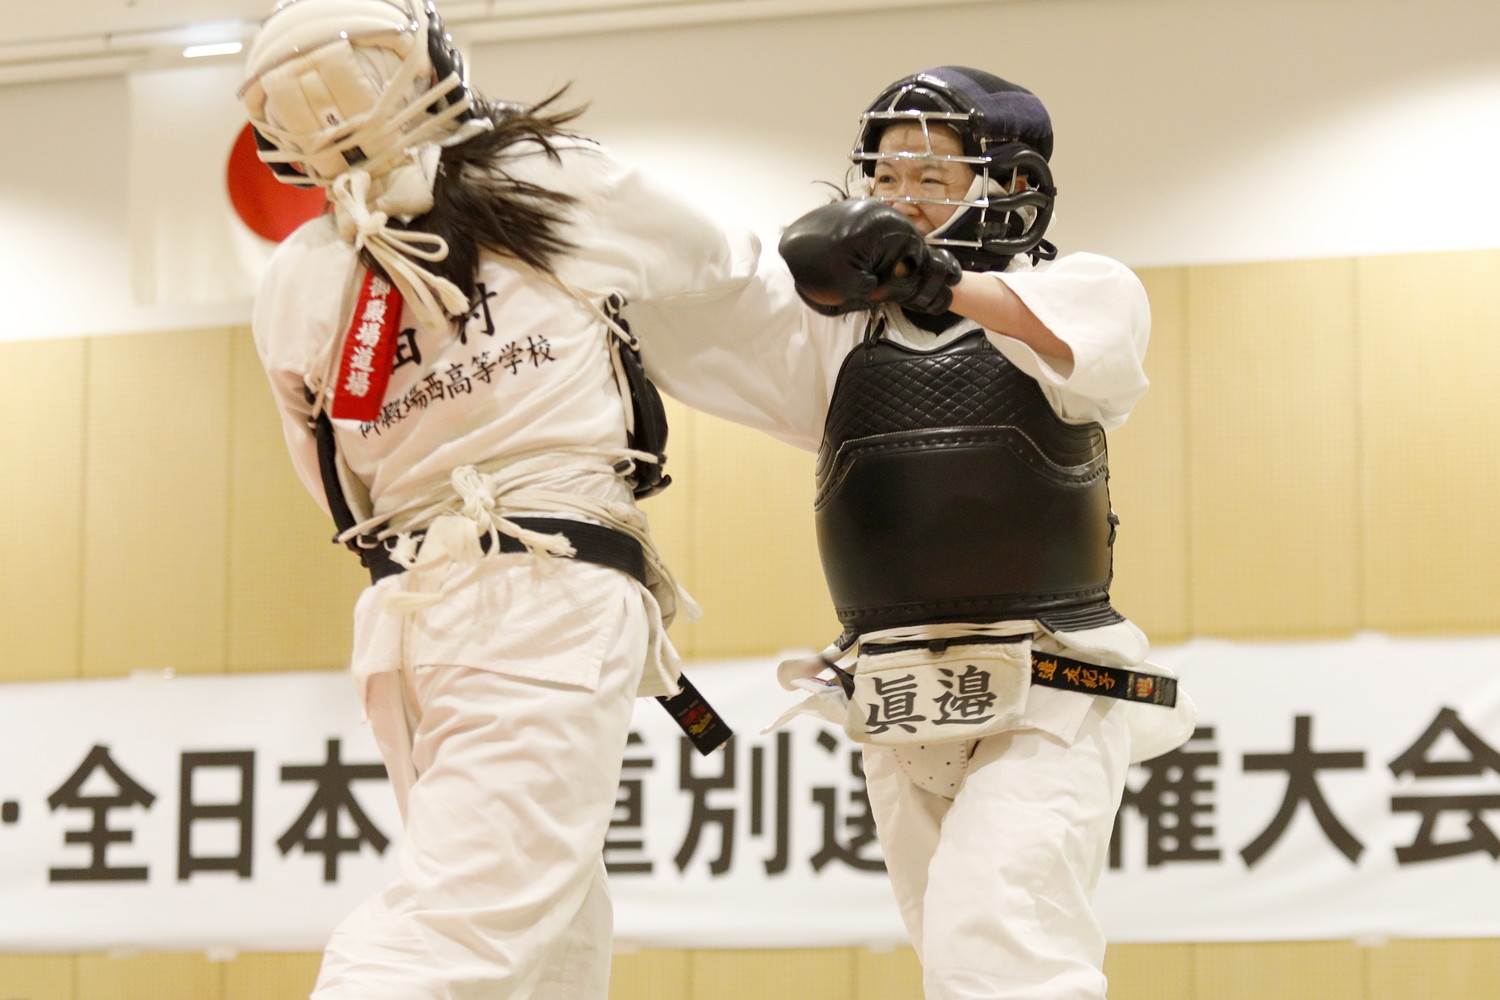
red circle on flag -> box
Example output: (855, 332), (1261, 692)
(226, 123), (327, 242)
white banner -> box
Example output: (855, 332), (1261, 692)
(3, 634), (1500, 953)
(1096, 634), (1500, 943)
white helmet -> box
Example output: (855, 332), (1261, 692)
(239, 0), (481, 188)
(238, 0), (491, 329)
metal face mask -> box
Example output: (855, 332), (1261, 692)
(849, 67), (1057, 266)
(238, 0), (480, 188)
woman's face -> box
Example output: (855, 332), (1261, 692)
(869, 122), (975, 235)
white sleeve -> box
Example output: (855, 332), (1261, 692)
(527, 141), (858, 452)
(630, 244), (861, 454)
(264, 366), (331, 519)
(981, 252), (1151, 430)
(249, 221), (355, 518)
(630, 245), (864, 452)
(515, 138), (761, 304)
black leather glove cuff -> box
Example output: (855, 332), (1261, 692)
(794, 286), (863, 316)
(885, 248), (963, 315)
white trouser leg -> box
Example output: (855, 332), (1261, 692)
(313, 588), (646, 1000)
(866, 699), (1131, 1000)
(862, 744), (949, 956)
(532, 856), (614, 1000)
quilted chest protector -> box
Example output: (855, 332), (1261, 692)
(815, 328), (1122, 637)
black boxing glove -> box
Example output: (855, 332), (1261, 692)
(777, 199), (963, 316)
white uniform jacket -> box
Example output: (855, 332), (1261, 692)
(251, 137), (762, 700)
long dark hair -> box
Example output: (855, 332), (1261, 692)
(364, 89), (585, 307)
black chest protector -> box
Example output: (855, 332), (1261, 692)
(815, 326), (1124, 640)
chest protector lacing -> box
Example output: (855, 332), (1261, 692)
(815, 324), (1124, 641)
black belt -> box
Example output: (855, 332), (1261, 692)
(357, 516), (733, 755)
(357, 516), (648, 587)
(1029, 651), (1177, 707)
(848, 635), (1178, 708)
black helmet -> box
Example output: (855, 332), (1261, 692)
(851, 66), (1057, 269)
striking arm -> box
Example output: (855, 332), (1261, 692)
(948, 271), (1073, 364)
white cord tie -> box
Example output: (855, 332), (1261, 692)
(363, 452), (700, 630)
(331, 163), (471, 332)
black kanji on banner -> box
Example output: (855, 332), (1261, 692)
(605, 729), (881, 879)
(47, 745), (156, 882)
(178, 750), (256, 880)
(1390, 706), (1500, 863)
(1112, 726), (1221, 869)
(1241, 715), (1365, 866)
(749, 731), (793, 875)
(277, 739), (390, 882)
(606, 731), (654, 875)
(674, 738), (738, 875)
(810, 731), (884, 872)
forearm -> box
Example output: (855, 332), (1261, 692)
(948, 271), (1074, 365)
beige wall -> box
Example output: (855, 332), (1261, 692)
(3, 247), (1499, 996)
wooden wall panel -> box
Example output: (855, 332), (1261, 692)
(1185, 260), (1362, 637)
(1104, 942), (1195, 1000)
(0, 955), (75, 999)
(609, 948), (690, 1000)
(1112, 267), (1193, 644)
(80, 330), (233, 677)
(76, 953), (223, 1000)
(1365, 937), (1500, 999)
(689, 948), (855, 1000)
(225, 329), (366, 673)
(1356, 250), (1500, 632)
(669, 412), (832, 659)
(854, 946), (923, 1000)
(0, 338), (86, 681)
(1193, 940), (1365, 1000)
(222, 952), (322, 1000)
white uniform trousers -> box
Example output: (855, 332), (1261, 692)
(312, 587), (648, 1000)
(863, 696), (1131, 1000)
